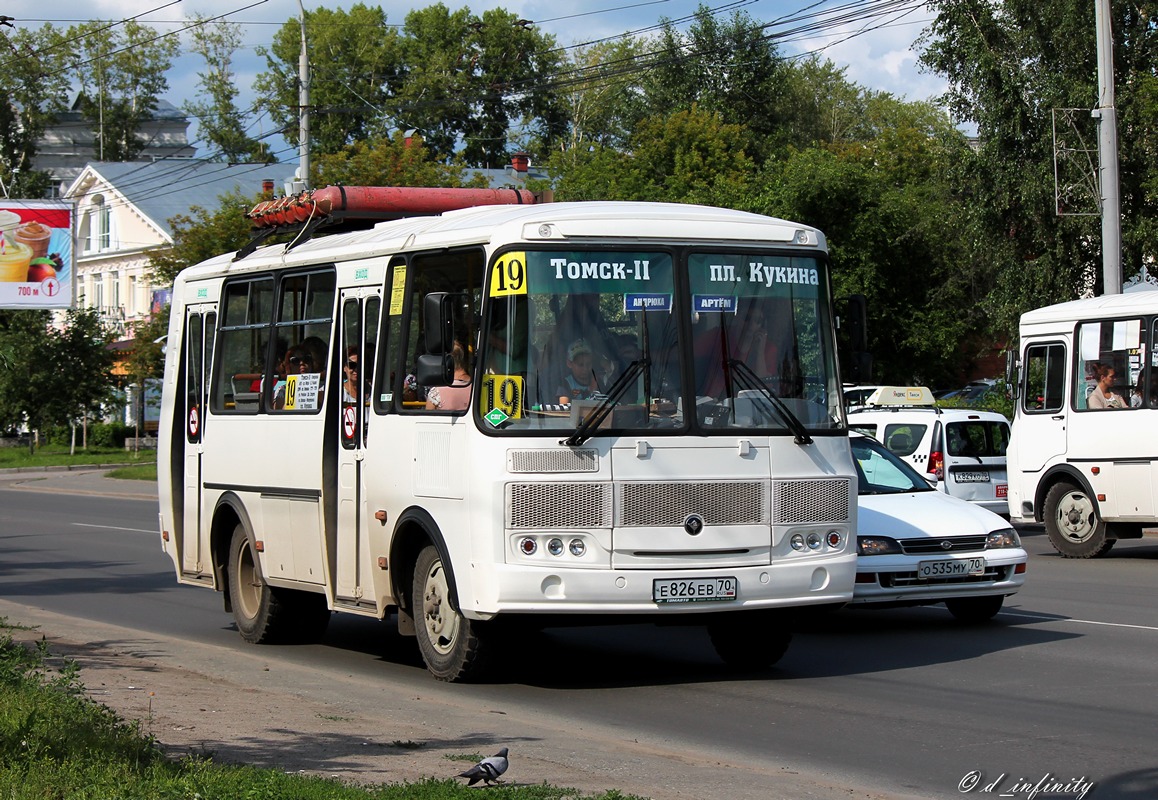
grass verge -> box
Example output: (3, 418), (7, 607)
(0, 445), (156, 470)
(105, 463), (158, 481)
(0, 619), (639, 800)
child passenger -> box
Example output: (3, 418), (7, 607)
(557, 339), (601, 404)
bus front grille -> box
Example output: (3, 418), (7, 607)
(772, 479), (851, 524)
(507, 479), (850, 529)
(617, 481), (766, 526)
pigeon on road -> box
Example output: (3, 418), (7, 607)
(457, 747), (509, 786)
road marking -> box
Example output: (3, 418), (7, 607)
(1003, 610), (1158, 633)
(71, 522), (157, 534)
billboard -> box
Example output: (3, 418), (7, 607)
(0, 199), (74, 310)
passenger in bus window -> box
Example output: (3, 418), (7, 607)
(342, 344), (373, 404)
(557, 339), (601, 404)
(426, 341), (473, 410)
(1087, 362), (1126, 409)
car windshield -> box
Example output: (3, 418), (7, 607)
(475, 248), (844, 437)
(851, 435), (934, 494)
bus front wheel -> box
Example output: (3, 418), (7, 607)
(412, 545), (488, 682)
(1043, 481), (1115, 558)
(227, 525), (330, 643)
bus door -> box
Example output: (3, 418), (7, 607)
(1016, 341), (1068, 474)
(182, 306), (216, 576)
(335, 289), (381, 603)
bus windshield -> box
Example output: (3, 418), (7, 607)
(475, 248), (843, 435)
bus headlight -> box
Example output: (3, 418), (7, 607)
(790, 533), (807, 551)
(568, 538), (586, 557)
(547, 537), (565, 556)
(519, 537), (537, 555)
(806, 532), (823, 550)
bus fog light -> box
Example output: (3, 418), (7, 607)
(568, 538), (586, 557)
(807, 532), (823, 550)
(790, 533), (807, 551)
(827, 530), (843, 548)
(519, 537), (537, 555)
(547, 537), (565, 556)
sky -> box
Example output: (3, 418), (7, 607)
(8, 0), (947, 163)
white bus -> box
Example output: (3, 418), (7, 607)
(1008, 291), (1158, 557)
(157, 188), (858, 681)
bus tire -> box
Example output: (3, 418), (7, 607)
(227, 524), (330, 644)
(412, 545), (488, 682)
(945, 594), (1004, 623)
(707, 612), (792, 670)
(1043, 481), (1115, 558)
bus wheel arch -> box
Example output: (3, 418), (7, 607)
(388, 507), (461, 622)
(389, 508), (489, 682)
(210, 493), (253, 612)
(1041, 475), (1115, 558)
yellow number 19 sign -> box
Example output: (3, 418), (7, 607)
(490, 251), (527, 297)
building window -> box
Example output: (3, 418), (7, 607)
(111, 271), (120, 309)
(97, 196), (111, 250)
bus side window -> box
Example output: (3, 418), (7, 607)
(213, 278), (274, 413)
(271, 270), (335, 413)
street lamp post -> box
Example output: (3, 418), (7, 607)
(296, 0), (310, 191)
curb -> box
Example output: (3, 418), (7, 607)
(0, 463), (144, 475)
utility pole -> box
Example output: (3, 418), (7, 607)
(1094, 0), (1121, 294)
(296, 0), (310, 192)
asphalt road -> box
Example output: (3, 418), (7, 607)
(2, 470), (1157, 799)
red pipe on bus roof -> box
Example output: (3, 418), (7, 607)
(246, 185), (548, 229)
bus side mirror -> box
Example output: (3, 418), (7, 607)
(423, 293), (455, 355)
(415, 353), (453, 387)
(1005, 350), (1019, 400)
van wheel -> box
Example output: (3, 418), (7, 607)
(707, 612), (792, 670)
(945, 595), (1004, 623)
(1043, 482), (1114, 558)
(412, 545), (488, 682)
(228, 525), (330, 644)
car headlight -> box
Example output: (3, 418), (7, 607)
(985, 528), (1021, 549)
(857, 536), (902, 556)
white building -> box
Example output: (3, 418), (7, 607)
(64, 160), (286, 337)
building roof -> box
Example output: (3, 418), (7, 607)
(66, 160), (293, 239)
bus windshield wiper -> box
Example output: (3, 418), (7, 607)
(561, 358), (648, 447)
(727, 359), (813, 445)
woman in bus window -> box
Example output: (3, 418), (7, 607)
(426, 341), (473, 411)
(1087, 362), (1126, 409)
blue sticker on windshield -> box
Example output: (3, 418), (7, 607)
(624, 293), (671, 312)
(693, 295), (738, 313)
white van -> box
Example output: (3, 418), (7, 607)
(847, 387), (1011, 516)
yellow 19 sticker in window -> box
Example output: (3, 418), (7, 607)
(490, 252), (527, 297)
(480, 374), (524, 419)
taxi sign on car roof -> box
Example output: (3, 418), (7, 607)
(864, 386), (936, 407)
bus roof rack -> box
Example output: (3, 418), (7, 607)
(235, 184), (553, 261)
(863, 386), (936, 408)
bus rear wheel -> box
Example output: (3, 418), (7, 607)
(1043, 481), (1115, 558)
(412, 545), (489, 682)
(227, 525), (330, 644)
(707, 612), (792, 670)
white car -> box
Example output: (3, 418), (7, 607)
(847, 386), (1011, 516)
(850, 432), (1027, 621)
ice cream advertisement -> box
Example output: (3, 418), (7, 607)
(0, 200), (74, 310)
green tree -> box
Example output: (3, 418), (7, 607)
(0, 23), (72, 196)
(918, 0), (1158, 334)
(642, 7), (793, 159)
(0, 309), (116, 452)
(391, 5), (566, 165)
(69, 19), (180, 161)
(313, 131), (466, 188)
(550, 106), (756, 204)
(255, 4), (401, 158)
(184, 16), (271, 164)
(555, 39), (652, 152)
